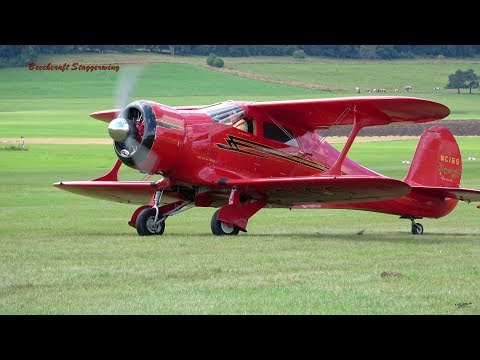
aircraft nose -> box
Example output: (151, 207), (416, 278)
(108, 117), (130, 142)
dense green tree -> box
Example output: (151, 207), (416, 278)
(376, 45), (400, 59)
(0, 45), (22, 60)
(227, 45), (250, 57)
(358, 45), (378, 59)
(283, 45), (297, 56)
(206, 53), (217, 66)
(0, 45), (39, 66)
(446, 69), (468, 93)
(146, 45), (169, 53)
(176, 45), (192, 55)
(212, 45), (229, 56)
(194, 45), (217, 56)
(464, 69), (479, 93)
(336, 45), (359, 58)
(213, 57), (224, 68)
(19, 46), (38, 64)
(292, 49), (306, 59)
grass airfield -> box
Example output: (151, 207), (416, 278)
(0, 54), (479, 314)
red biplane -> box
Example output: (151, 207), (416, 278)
(54, 96), (480, 235)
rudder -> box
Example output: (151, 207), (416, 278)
(404, 126), (462, 188)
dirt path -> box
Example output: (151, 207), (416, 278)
(209, 66), (339, 91)
(1, 138), (111, 145)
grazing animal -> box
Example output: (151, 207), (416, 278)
(405, 86), (412, 92)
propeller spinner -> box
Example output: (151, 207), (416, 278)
(108, 117), (130, 142)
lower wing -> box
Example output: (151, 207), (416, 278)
(53, 181), (185, 205)
(220, 175), (411, 205)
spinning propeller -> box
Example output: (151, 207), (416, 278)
(108, 64), (145, 155)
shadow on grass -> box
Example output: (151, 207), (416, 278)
(244, 232), (477, 244)
(76, 230), (479, 245)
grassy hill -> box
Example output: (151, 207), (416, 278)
(225, 57), (480, 120)
(1, 54), (480, 139)
(0, 62), (319, 138)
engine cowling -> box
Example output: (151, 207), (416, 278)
(108, 100), (185, 174)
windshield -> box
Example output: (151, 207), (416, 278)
(202, 102), (245, 125)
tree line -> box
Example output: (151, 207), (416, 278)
(2, 45), (480, 67)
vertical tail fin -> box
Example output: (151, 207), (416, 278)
(404, 125), (462, 188)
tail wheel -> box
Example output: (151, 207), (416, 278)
(211, 209), (240, 236)
(411, 223), (424, 235)
(136, 207), (165, 236)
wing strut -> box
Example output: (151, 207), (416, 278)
(324, 106), (363, 176)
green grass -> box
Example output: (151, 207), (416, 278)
(0, 140), (479, 314)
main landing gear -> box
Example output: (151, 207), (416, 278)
(134, 189), (193, 236)
(135, 187), (265, 236)
(209, 188), (266, 236)
(210, 209), (240, 236)
(136, 207), (165, 235)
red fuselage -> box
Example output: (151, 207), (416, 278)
(138, 101), (457, 219)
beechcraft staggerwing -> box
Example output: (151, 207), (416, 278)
(54, 96), (480, 236)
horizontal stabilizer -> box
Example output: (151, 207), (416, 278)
(411, 186), (480, 203)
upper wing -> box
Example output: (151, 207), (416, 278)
(411, 186), (480, 203)
(243, 96), (450, 130)
(220, 175), (411, 206)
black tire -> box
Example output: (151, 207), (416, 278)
(411, 223), (424, 235)
(136, 207), (165, 236)
(211, 209), (240, 236)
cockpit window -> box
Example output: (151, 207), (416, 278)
(263, 122), (299, 147)
(202, 101), (245, 125)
